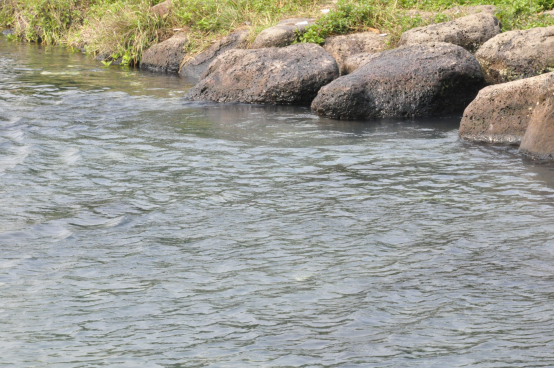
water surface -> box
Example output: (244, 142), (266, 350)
(2, 37), (554, 367)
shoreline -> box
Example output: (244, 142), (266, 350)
(3, 1), (554, 160)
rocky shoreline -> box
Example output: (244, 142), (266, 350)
(5, 2), (554, 161)
(146, 6), (554, 161)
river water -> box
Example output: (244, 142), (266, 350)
(2, 37), (554, 367)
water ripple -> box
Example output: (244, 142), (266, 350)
(2, 38), (554, 367)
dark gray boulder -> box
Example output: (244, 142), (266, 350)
(311, 42), (484, 120)
(476, 26), (554, 84)
(180, 30), (249, 79)
(251, 18), (315, 48)
(459, 72), (554, 144)
(399, 13), (501, 53)
(184, 43), (339, 105)
(140, 32), (187, 74)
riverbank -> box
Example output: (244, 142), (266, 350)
(3, 0), (554, 160)
(1, 0), (554, 66)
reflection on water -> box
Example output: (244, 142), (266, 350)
(1, 37), (554, 367)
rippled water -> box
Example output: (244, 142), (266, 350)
(2, 37), (554, 367)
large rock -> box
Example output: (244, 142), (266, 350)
(476, 26), (554, 84)
(251, 18), (315, 48)
(399, 13), (501, 53)
(150, 0), (171, 17)
(140, 32), (187, 74)
(342, 53), (380, 75)
(311, 42), (484, 120)
(323, 32), (386, 74)
(519, 97), (554, 160)
(184, 43), (339, 105)
(444, 5), (497, 16)
(459, 72), (554, 144)
(404, 5), (496, 21)
(180, 30), (249, 79)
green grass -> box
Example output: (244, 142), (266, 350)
(1, 0), (554, 66)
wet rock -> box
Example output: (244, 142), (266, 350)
(1, 29), (14, 36)
(251, 18), (315, 48)
(342, 53), (380, 75)
(185, 43), (339, 105)
(519, 96), (554, 160)
(150, 0), (171, 17)
(140, 32), (188, 74)
(399, 13), (501, 53)
(311, 42), (484, 120)
(476, 26), (554, 84)
(180, 30), (249, 80)
(459, 72), (554, 144)
(323, 32), (386, 74)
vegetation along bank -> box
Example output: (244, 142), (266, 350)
(3, 0), (554, 159)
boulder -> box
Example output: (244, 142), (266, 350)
(180, 30), (249, 80)
(399, 13), (501, 53)
(1, 29), (14, 36)
(184, 43), (339, 105)
(444, 5), (497, 16)
(140, 32), (188, 74)
(404, 5), (496, 21)
(342, 53), (380, 75)
(311, 42), (484, 120)
(251, 18), (315, 48)
(476, 26), (554, 84)
(459, 72), (554, 144)
(519, 97), (554, 160)
(150, 0), (171, 18)
(404, 9), (436, 21)
(323, 32), (386, 74)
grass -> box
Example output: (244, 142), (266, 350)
(1, 0), (554, 66)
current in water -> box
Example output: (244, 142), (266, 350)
(1, 37), (554, 367)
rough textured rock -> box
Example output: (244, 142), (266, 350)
(185, 43), (339, 105)
(150, 0), (171, 17)
(405, 5), (496, 20)
(459, 72), (554, 144)
(476, 26), (554, 84)
(444, 5), (497, 16)
(311, 42), (484, 120)
(180, 30), (249, 79)
(251, 18), (315, 48)
(140, 32), (187, 73)
(1, 29), (14, 36)
(399, 13), (501, 53)
(342, 53), (380, 75)
(405, 10), (436, 21)
(519, 97), (554, 160)
(323, 32), (386, 74)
